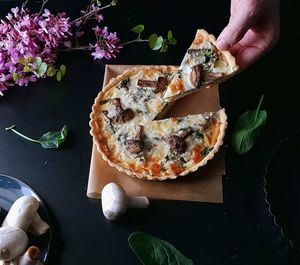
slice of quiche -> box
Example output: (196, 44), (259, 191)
(164, 29), (239, 102)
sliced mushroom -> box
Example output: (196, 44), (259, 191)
(137, 79), (156, 88)
(189, 65), (202, 87)
(165, 129), (193, 155)
(107, 98), (135, 124)
(101, 182), (149, 221)
(156, 76), (168, 92)
(0, 227), (28, 261)
(125, 125), (144, 155)
(113, 108), (134, 124)
(202, 71), (224, 83)
(187, 48), (202, 54)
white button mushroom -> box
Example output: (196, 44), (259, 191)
(101, 182), (149, 221)
(0, 227), (28, 261)
(17, 246), (44, 265)
(2, 196), (49, 236)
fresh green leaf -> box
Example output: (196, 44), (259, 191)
(160, 40), (168, 53)
(167, 30), (177, 45)
(111, 0), (117, 6)
(96, 0), (101, 6)
(5, 125), (68, 149)
(23, 65), (31, 73)
(46, 66), (56, 77)
(18, 58), (28, 65)
(56, 71), (62, 82)
(128, 232), (194, 265)
(38, 125), (68, 149)
(131, 24), (144, 34)
(60, 64), (66, 77)
(33, 57), (42, 67)
(149, 34), (163, 50)
(35, 62), (47, 77)
(12, 73), (19, 81)
(232, 95), (267, 154)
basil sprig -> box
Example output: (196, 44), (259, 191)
(5, 125), (67, 149)
(129, 232), (194, 265)
(232, 95), (267, 154)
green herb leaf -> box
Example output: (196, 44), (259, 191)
(131, 24), (144, 34)
(5, 125), (68, 149)
(56, 71), (62, 82)
(128, 232), (194, 265)
(149, 34), (163, 50)
(232, 95), (267, 154)
(35, 62), (47, 77)
(23, 65), (31, 73)
(38, 125), (68, 149)
(167, 30), (177, 45)
(60, 64), (66, 77)
(18, 58), (28, 65)
(111, 0), (117, 6)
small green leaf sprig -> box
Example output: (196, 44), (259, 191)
(129, 232), (194, 265)
(121, 24), (177, 53)
(232, 95), (267, 154)
(5, 125), (68, 149)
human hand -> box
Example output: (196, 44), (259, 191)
(216, 0), (280, 70)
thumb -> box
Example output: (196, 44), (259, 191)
(217, 13), (253, 50)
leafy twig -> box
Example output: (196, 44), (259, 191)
(5, 125), (68, 149)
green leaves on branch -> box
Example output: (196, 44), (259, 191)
(128, 24), (177, 53)
(128, 232), (194, 265)
(17, 57), (66, 82)
(46, 64), (67, 81)
(149, 30), (177, 53)
(5, 125), (68, 149)
(232, 95), (267, 154)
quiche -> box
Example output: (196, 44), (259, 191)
(90, 65), (227, 180)
(164, 29), (239, 102)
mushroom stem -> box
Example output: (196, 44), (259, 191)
(17, 246), (43, 265)
(27, 213), (49, 236)
(2, 196), (39, 232)
(126, 196), (149, 209)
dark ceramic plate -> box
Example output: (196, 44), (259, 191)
(0, 174), (51, 262)
(264, 131), (300, 251)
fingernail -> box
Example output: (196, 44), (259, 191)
(216, 39), (230, 50)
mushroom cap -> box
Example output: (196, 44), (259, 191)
(101, 182), (127, 220)
(0, 226), (28, 261)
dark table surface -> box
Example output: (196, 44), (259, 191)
(1, 0), (300, 264)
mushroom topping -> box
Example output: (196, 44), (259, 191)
(0, 227), (28, 261)
(125, 125), (144, 155)
(102, 98), (134, 125)
(202, 71), (224, 83)
(137, 79), (157, 88)
(101, 182), (149, 221)
(165, 129), (193, 155)
(156, 76), (168, 92)
(17, 246), (43, 265)
(1, 196), (49, 236)
(189, 65), (202, 87)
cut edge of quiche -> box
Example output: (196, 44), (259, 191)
(164, 29), (239, 102)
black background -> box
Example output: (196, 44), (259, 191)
(0, 0), (300, 264)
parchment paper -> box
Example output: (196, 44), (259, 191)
(87, 65), (225, 203)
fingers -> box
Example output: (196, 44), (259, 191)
(217, 12), (253, 51)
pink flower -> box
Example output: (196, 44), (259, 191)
(91, 26), (122, 60)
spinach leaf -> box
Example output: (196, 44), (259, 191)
(232, 95), (267, 154)
(128, 232), (194, 265)
(5, 125), (67, 149)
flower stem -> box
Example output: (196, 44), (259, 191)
(38, 0), (49, 16)
(71, 3), (113, 25)
(121, 39), (148, 46)
(58, 45), (92, 53)
(5, 125), (39, 143)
